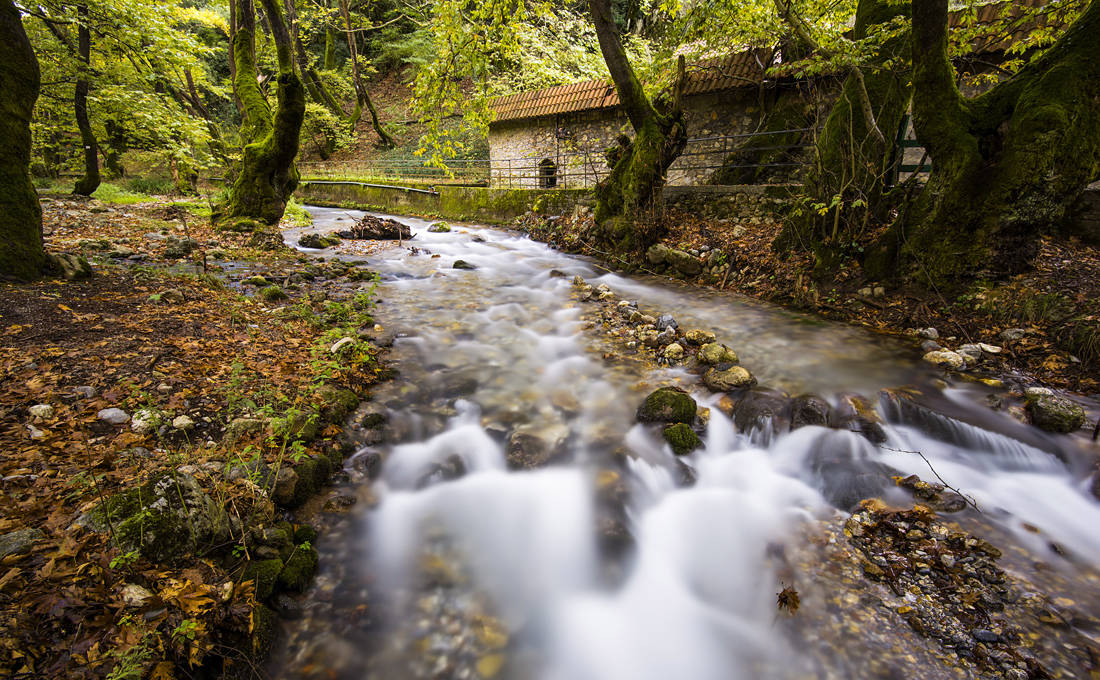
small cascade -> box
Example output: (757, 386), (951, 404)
(269, 207), (1100, 680)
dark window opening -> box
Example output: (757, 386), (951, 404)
(539, 158), (558, 188)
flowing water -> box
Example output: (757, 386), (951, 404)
(270, 207), (1100, 679)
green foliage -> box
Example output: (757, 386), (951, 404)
(127, 177), (176, 195)
(91, 183), (151, 204)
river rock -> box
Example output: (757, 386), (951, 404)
(427, 222), (451, 233)
(978, 342), (1002, 354)
(703, 366), (756, 392)
(697, 342), (738, 365)
(662, 343), (685, 362)
(731, 389), (791, 434)
(920, 340), (942, 352)
(98, 407), (130, 425)
(957, 344), (983, 362)
(655, 314), (678, 331)
(0, 528), (43, 560)
(999, 328), (1026, 342)
(347, 215), (412, 240)
(666, 249), (702, 276)
(682, 329), (716, 346)
(131, 409), (158, 434)
(791, 394), (831, 429)
(1026, 393), (1086, 433)
(655, 327), (677, 347)
(28, 404), (54, 420)
(48, 252), (92, 281)
(832, 394), (887, 444)
(298, 233), (340, 249)
(923, 350), (966, 370)
(224, 417), (265, 445)
(79, 472), (230, 565)
(453, 260), (478, 270)
(636, 387), (696, 424)
(120, 583), (156, 608)
(163, 236), (198, 259)
(506, 423), (570, 469)
(172, 415), (195, 431)
(663, 423), (701, 455)
(918, 327), (940, 340)
(646, 244), (671, 265)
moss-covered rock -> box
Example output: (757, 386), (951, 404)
(250, 604), (279, 657)
(703, 366), (756, 392)
(1026, 394), (1086, 433)
(243, 558), (283, 600)
(277, 544), (319, 592)
(697, 342), (739, 365)
(82, 472), (230, 565)
(663, 423), (701, 456)
(271, 409), (319, 442)
(636, 386), (697, 424)
(316, 383), (358, 423)
(293, 525), (317, 545)
(46, 253), (92, 281)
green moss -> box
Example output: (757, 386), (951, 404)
(250, 604), (278, 657)
(243, 558), (283, 600)
(277, 544), (319, 592)
(293, 525), (317, 545)
(0, 0), (45, 281)
(316, 384), (359, 422)
(663, 423), (702, 456)
(636, 387), (697, 424)
(1026, 394), (1086, 434)
(259, 285), (288, 301)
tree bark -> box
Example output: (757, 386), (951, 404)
(73, 1), (100, 196)
(338, 0), (395, 147)
(0, 0), (45, 280)
(775, 0), (911, 269)
(867, 0), (1100, 288)
(588, 0), (686, 249)
(224, 0), (306, 225)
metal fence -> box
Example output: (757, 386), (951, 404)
(298, 128), (816, 189)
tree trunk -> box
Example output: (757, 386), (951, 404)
(866, 0), (1100, 289)
(323, 27), (336, 70)
(774, 0), (910, 270)
(708, 84), (816, 185)
(0, 0), (45, 280)
(338, 0), (395, 147)
(224, 0), (306, 225)
(588, 0), (686, 249)
(103, 120), (126, 178)
(73, 1), (100, 196)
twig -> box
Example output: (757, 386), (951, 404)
(878, 444), (982, 512)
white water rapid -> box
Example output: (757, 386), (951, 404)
(270, 207), (1100, 680)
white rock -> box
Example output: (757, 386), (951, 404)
(131, 409), (157, 434)
(26, 424), (46, 440)
(917, 328), (940, 340)
(121, 584), (155, 608)
(330, 337), (355, 354)
(978, 343), (1002, 354)
(1024, 386), (1054, 398)
(28, 404), (54, 420)
(98, 408), (130, 425)
(172, 415), (195, 431)
(957, 344), (983, 362)
(73, 386), (95, 399)
(922, 350), (965, 370)
(999, 328), (1027, 342)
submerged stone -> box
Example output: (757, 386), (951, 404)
(1026, 393), (1086, 433)
(703, 366), (756, 392)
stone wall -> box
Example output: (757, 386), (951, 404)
(487, 88), (776, 189)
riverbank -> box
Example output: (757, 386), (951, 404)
(0, 195), (391, 678)
(513, 202), (1100, 400)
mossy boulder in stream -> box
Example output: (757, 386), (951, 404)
(315, 383), (359, 423)
(663, 423), (701, 455)
(697, 342), (738, 365)
(243, 558), (283, 600)
(80, 472), (230, 564)
(1026, 393), (1086, 433)
(636, 386), (696, 424)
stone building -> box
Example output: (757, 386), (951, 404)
(487, 50), (812, 189)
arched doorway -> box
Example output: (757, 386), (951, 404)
(538, 158), (558, 188)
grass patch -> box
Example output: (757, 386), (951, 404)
(284, 199), (313, 227)
(92, 182), (153, 204)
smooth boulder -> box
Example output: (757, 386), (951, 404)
(636, 387), (697, 424)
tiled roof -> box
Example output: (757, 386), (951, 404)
(490, 49), (774, 124)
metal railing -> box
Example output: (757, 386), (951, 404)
(298, 128), (817, 189)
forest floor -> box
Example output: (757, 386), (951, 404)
(517, 206), (1100, 398)
(0, 193), (389, 678)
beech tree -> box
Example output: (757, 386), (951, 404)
(0, 0), (45, 280)
(864, 0), (1100, 288)
(588, 0), (686, 248)
(223, 0), (305, 225)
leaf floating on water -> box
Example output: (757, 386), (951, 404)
(777, 585), (800, 615)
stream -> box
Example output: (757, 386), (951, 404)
(269, 206), (1100, 679)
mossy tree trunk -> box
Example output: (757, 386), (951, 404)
(589, 0), (686, 249)
(774, 0), (910, 270)
(865, 0), (1100, 289)
(224, 0), (306, 226)
(337, 0), (395, 147)
(103, 119), (126, 179)
(73, 1), (100, 196)
(0, 0), (45, 280)
(708, 84), (817, 186)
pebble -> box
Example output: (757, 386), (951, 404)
(28, 404), (54, 419)
(97, 407), (130, 425)
(73, 386), (95, 399)
(172, 415), (195, 431)
(656, 314), (678, 331)
(922, 350), (965, 370)
(917, 327), (940, 340)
